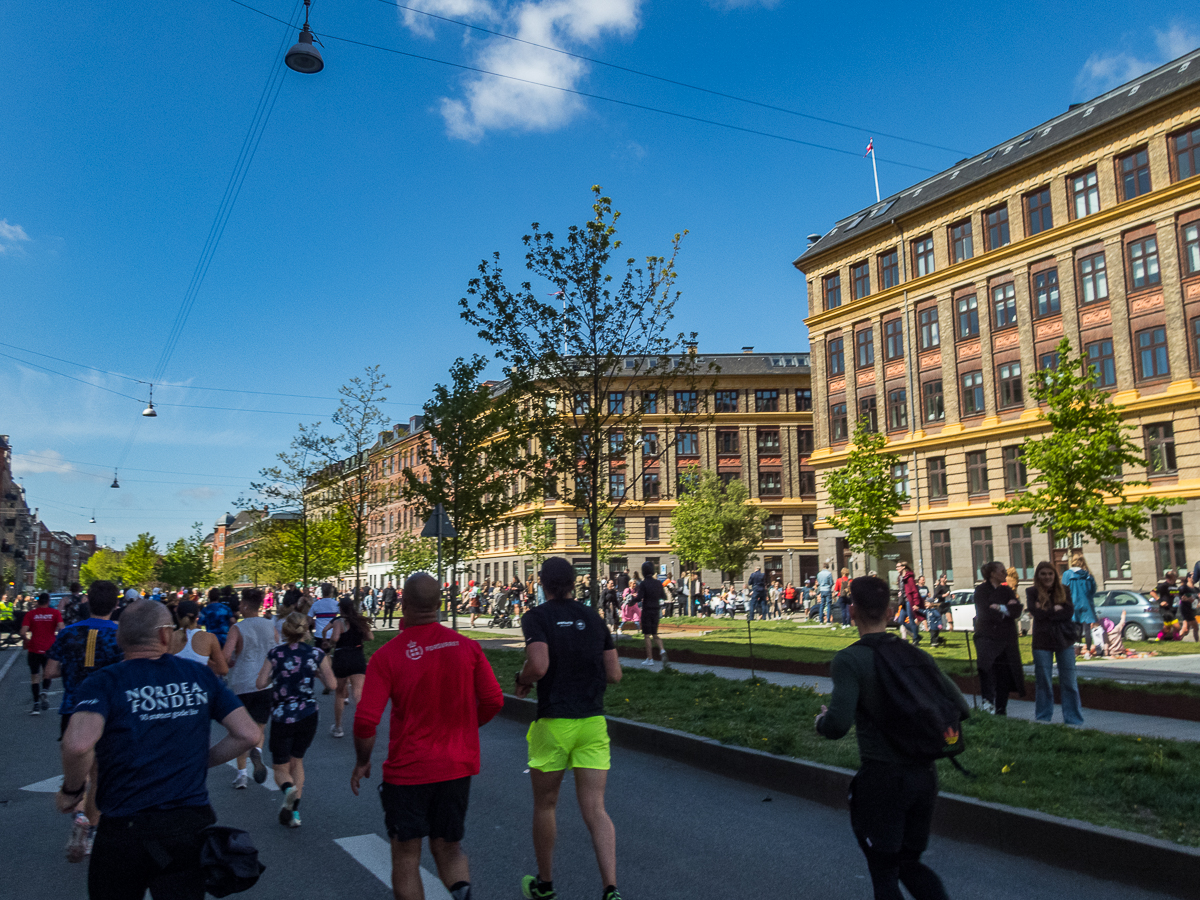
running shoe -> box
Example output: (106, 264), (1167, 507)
(602, 889), (622, 900)
(330, 725), (344, 738)
(287, 810), (301, 828)
(249, 747), (268, 784)
(659, 650), (669, 666)
(40, 695), (50, 710)
(640, 658), (654, 667)
(31, 701), (40, 716)
(521, 876), (557, 900)
(980, 700), (996, 714)
(279, 785), (299, 826)
(65, 812), (91, 863)
(232, 772), (249, 790)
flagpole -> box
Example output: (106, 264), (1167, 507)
(870, 141), (880, 203)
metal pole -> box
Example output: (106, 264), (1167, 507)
(437, 534), (445, 624)
(870, 145), (881, 203)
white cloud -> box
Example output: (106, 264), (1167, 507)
(706, 0), (780, 9)
(1075, 23), (1200, 97)
(399, 0), (499, 38)
(11, 450), (77, 478)
(178, 486), (223, 503)
(404, 0), (641, 140)
(0, 218), (31, 255)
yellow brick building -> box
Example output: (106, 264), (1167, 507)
(794, 50), (1200, 592)
(471, 350), (819, 590)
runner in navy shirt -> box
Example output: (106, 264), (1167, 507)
(59, 600), (258, 900)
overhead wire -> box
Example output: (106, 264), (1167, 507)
(0, 340), (420, 407)
(228, 0), (939, 174)
(150, 0), (304, 386)
(370, 0), (969, 156)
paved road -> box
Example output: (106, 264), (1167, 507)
(0, 644), (1181, 900)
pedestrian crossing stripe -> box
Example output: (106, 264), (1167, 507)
(334, 833), (451, 899)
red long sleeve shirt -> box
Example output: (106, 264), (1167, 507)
(354, 622), (504, 785)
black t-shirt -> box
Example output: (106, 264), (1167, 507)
(1156, 581), (1181, 615)
(638, 578), (666, 618)
(615, 572), (630, 591)
(521, 599), (614, 720)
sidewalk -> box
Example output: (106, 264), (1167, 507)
(622, 656), (1200, 743)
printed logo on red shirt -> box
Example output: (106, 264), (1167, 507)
(406, 641), (423, 661)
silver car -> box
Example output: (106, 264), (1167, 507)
(1092, 589), (1162, 643)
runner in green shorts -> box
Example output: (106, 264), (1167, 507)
(514, 557), (624, 900)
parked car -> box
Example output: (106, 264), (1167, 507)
(1093, 589), (1163, 643)
(944, 589), (977, 632)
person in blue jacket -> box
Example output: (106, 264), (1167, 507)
(1062, 550), (1097, 655)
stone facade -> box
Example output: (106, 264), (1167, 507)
(795, 51), (1200, 593)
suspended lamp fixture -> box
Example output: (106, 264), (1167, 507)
(111, 471), (120, 489)
(285, 0), (324, 74)
(142, 384), (157, 418)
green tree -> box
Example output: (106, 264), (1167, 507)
(158, 524), (213, 588)
(580, 503), (627, 567)
(79, 548), (124, 587)
(312, 367), (392, 593)
(996, 338), (1179, 544)
(670, 470), (768, 582)
(34, 559), (52, 591)
(389, 531), (438, 579)
(257, 510), (355, 585)
(519, 514), (558, 573)
(121, 533), (160, 588)
(460, 187), (715, 602)
(824, 418), (906, 557)
(247, 423), (348, 587)
(401, 355), (537, 607)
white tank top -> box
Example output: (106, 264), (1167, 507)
(176, 627), (209, 664)
(227, 617), (276, 695)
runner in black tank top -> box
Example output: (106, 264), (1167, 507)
(329, 598), (373, 737)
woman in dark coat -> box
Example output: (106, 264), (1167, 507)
(973, 560), (1025, 715)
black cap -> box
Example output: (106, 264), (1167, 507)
(538, 556), (576, 594)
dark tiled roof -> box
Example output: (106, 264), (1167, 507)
(794, 48), (1200, 269)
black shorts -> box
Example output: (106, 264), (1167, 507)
(848, 761), (938, 862)
(27, 651), (48, 674)
(332, 648), (367, 679)
(237, 689), (273, 726)
(641, 613), (660, 636)
(380, 776), (471, 842)
(269, 713), (319, 765)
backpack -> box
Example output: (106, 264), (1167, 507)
(864, 636), (969, 769)
(199, 825), (265, 897)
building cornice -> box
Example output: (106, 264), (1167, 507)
(803, 175), (1200, 333)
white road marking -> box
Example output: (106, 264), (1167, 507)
(0, 650), (18, 684)
(224, 758), (279, 790)
(334, 833), (452, 899)
(21, 774), (64, 792)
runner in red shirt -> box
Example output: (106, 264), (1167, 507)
(351, 573), (503, 900)
(20, 592), (62, 714)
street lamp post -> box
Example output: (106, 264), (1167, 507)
(421, 503), (457, 629)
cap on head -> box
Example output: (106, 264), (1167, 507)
(541, 557), (577, 597)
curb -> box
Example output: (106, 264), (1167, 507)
(500, 694), (1200, 898)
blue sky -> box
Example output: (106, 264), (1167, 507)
(1, 0), (1196, 551)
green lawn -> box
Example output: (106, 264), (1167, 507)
(360, 633), (1200, 846)
(483, 647), (1200, 847)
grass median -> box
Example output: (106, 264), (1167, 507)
(363, 630), (1200, 846)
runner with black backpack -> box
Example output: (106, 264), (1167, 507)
(815, 575), (970, 900)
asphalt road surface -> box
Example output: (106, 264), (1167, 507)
(0, 644), (1179, 900)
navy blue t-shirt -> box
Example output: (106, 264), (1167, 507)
(72, 654), (242, 817)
